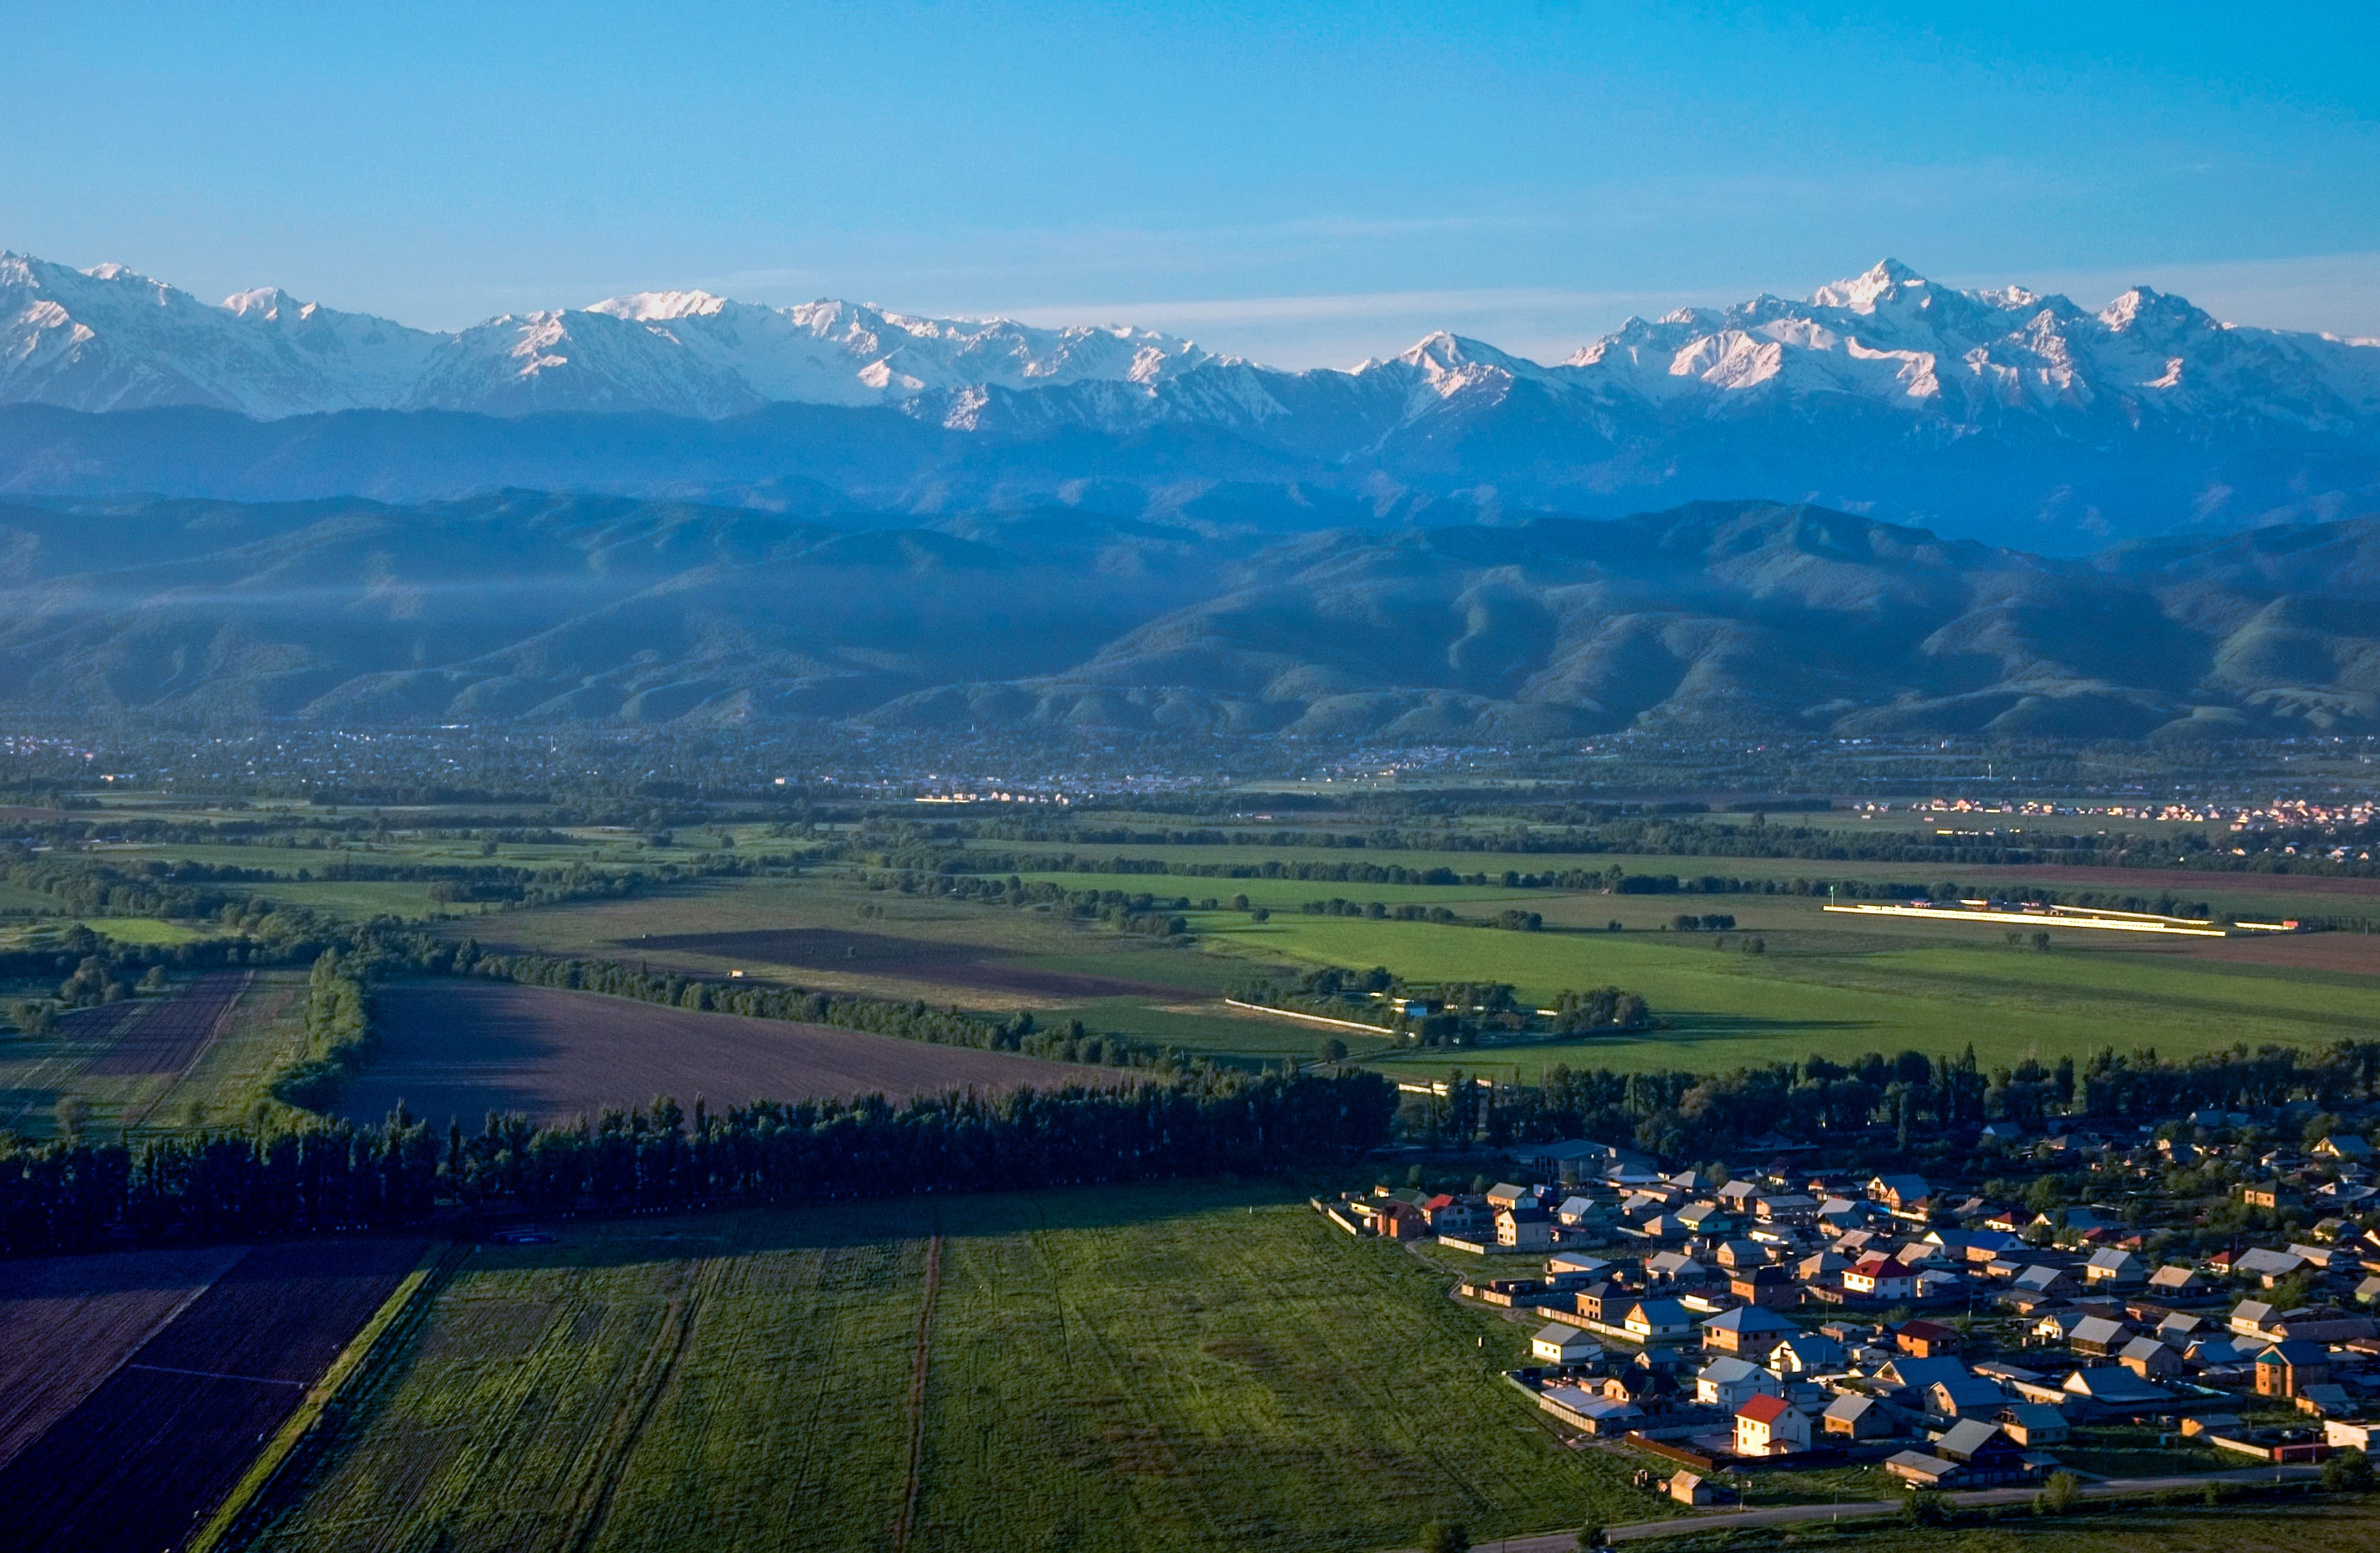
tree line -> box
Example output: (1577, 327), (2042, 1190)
(0, 1067), (1395, 1257)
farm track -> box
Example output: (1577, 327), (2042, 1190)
(560, 1254), (724, 1553)
(0, 1237), (424, 1553)
(889, 1233), (944, 1553)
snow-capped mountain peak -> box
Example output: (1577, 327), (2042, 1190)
(0, 248), (2375, 460)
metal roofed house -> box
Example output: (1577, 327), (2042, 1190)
(1701, 1304), (1801, 1356)
(1735, 1393), (1811, 1458)
(1545, 1252), (1612, 1288)
(2254, 1340), (2334, 1398)
(1896, 1319), (1962, 1358)
(1537, 1383), (1643, 1436)
(2147, 1264), (2211, 1299)
(1532, 1324), (1602, 1365)
(2233, 1247), (2309, 1286)
(1624, 1298), (1697, 1344)
(1497, 1206), (1554, 1252)
(2316, 1135), (2375, 1161)
(1772, 1333), (1849, 1376)
(1868, 1175), (1934, 1218)
(1995, 1403), (2069, 1448)
(2084, 1248), (2146, 1288)
(2060, 1365), (2174, 1417)
(1822, 1391), (1894, 1439)
(1883, 1450), (1965, 1488)
(1843, 1255), (1916, 1303)
(1695, 1355), (1785, 1410)
(1924, 1374), (2012, 1422)
(2068, 1315), (2135, 1357)
(1873, 1355), (1971, 1401)
(1929, 1421), (2035, 1483)
(2118, 1336), (2183, 1381)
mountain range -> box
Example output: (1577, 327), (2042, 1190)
(2, 492), (2372, 741)
(4, 253), (2379, 550)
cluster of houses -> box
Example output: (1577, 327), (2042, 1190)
(1323, 1129), (2380, 1491)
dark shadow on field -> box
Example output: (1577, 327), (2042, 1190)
(461, 1179), (1316, 1275)
(342, 982), (1128, 1131)
(0, 1244), (247, 1302)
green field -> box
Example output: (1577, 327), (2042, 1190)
(1201, 913), (2380, 1076)
(250, 1185), (1638, 1553)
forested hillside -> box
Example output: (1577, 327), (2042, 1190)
(0, 492), (2374, 741)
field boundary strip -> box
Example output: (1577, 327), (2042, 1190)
(889, 1232), (945, 1553)
(183, 1239), (463, 1553)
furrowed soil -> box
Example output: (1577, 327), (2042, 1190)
(0, 1237), (423, 1553)
(0, 1243), (246, 1468)
(0, 970), (301, 1139)
(340, 982), (1129, 1129)
(246, 1186), (1639, 1553)
(85, 969), (250, 1076)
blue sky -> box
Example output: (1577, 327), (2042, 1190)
(7, 1), (2378, 365)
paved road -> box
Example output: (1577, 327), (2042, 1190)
(1396, 1463), (2321, 1552)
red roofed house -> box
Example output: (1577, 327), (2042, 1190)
(1844, 1256), (1917, 1303)
(1736, 1393), (1811, 1458)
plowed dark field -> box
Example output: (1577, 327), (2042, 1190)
(617, 926), (1199, 1000)
(341, 982), (1130, 1128)
(84, 969), (250, 1077)
(0, 1237), (422, 1553)
(0, 1244), (245, 1468)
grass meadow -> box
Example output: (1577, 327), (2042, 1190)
(249, 1184), (1641, 1553)
(1206, 912), (2380, 1077)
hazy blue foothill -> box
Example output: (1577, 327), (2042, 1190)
(0, 492), (2371, 741)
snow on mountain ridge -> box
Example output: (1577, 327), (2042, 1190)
(1, 249), (2377, 447)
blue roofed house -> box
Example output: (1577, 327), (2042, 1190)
(1700, 1304), (1800, 1357)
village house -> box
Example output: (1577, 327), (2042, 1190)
(2068, 1314), (2134, 1358)
(1924, 1374), (2012, 1423)
(1531, 1324), (1601, 1365)
(1485, 1183), (1533, 1212)
(1623, 1298), (1697, 1345)
(1931, 1420), (2032, 1483)
(1822, 1391), (1894, 1439)
(1843, 1255), (1916, 1303)
(2118, 1336), (2184, 1381)
(2147, 1263), (2210, 1300)
(1729, 1264), (1799, 1309)
(2061, 1365), (2173, 1417)
(1424, 1195), (1491, 1238)
(1995, 1403), (2069, 1448)
(1537, 1383), (1643, 1437)
(2255, 1340), (2333, 1398)
(1734, 1393), (1811, 1458)
(1695, 1355), (1785, 1411)
(1868, 1174), (1934, 1220)
(2234, 1247), (2309, 1286)
(1771, 1333), (1849, 1376)
(1497, 1205), (1553, 1252)
(1701, 1304), (1800, 1356)
(1883, 1450), (1967, 1488)
(2084, 1248), (2146, 1289)
(1896, 1319), (1962, 1359)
